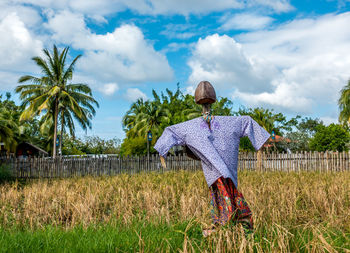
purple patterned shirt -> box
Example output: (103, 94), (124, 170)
(154, 116), (270, 187)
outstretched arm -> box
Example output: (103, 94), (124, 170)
(154, 126), (185, 167)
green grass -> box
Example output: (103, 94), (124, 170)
(0, 220), (202, 253)
(1, 220), (349, 253)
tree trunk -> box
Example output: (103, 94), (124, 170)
(59, 110), (64, 156)
(52, 98), (59, 158)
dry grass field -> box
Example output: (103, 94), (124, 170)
(0, 170), (349, 252)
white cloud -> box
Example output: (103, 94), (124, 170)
(162, 42), (191, 54)
(188, 12), (350, 120)
(99, 83), (119, 96)
(319, 116), (338, 126)
(0, 13), (43, 70)
(45, 10), (87, 44)
(0, 71), (23, 91)
(124, 88), (148, 102)
(0, 2), (42, 29)
(0, 12), (43, 91)
(246, 0), (293, 13)
(220, 13), (274, 31)
(160, 23), (197, 39)
(187, 34), (277, 93)
(233, 81), (313, 113)
(45, 11), (173, 86)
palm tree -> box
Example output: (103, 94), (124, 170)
(0, 107), (17, 153)
(123, 99), (170, 139)
(16, 45), (99, 157)
(122, 98), (147, 135)
(339, 80), (350, 125)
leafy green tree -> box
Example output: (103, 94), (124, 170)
(82, 136), (121, 154)
(284, 117), (324, 151)
(0, 93), (50, 153)
(0, 107), (17, 152)
(123, 99), (170, 139)
(61, 135), (121, 155)
(309, 124), (349, 152)
(120, 136), (157, 156)
(16, 45), (99, 157)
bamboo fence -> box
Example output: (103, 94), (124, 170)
(0, 151), (349, 178)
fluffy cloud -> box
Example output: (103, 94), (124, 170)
(220, 13), (274, 31)
(124, 88), (148, 102)
(45, 11), (173, 93)
(188, 34), (278, 93)
(0, 12), (43, 91)
(188, 12), (350, 119)
(0, 2), (42, 29)
(0, 13), (43, 69)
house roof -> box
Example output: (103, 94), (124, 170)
(22, 142), (49, 155)
(263, 135), (292, 148)
(268, 135), (291, 143)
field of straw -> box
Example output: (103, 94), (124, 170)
(0, 170), (349, 252)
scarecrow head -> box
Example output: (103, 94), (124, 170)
(194, 81), (216, 105)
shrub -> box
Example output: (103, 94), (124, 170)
(0, 164), (13, 183)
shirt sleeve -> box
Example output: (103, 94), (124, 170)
(154, 126), (185, 158)
(240, 116), (270, 151)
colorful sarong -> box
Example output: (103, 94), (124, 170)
(209, 177), (253, 231)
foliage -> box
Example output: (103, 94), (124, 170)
(0, 107), (17, 152)
(16, 45), (99, 157)
(82, 136), (120, 154)
(61, 134), (121, 155)
(284, 117), (324, 152)
(309, 123), (350, 152)
(120, 136), (157, 156)
(239, 137), (255, 152)
(338, 80), (350, 125)
(0, 93), (48, 153)
(123, 99), (170, 139)
(0, 164), (13, 183)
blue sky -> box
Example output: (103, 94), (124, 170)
(1, 0), (350, 140)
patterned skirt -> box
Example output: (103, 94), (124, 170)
(209, 177), (253, 231)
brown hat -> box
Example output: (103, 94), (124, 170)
(194, 81), (216, 104)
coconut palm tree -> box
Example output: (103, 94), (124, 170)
(16, 45), (99, 157)
(123, 99), (169, 139)
(338, 80), (350, 125)
(122, 98), (147, 135)
(0, 107), (17, 153)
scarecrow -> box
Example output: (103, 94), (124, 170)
(154, 81), (270, 236)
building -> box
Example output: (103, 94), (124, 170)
(263, 134), (292, 152)
(0, 142), (48, 158)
